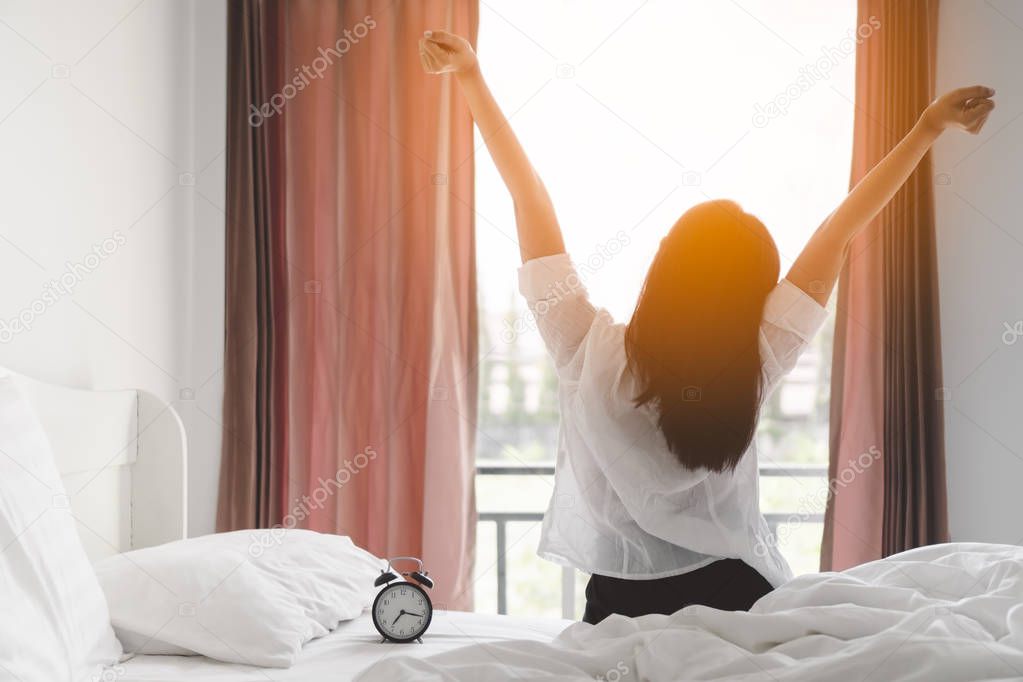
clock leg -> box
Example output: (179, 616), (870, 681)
(416, 637), (423, 644)
(381, 636), (387, 644)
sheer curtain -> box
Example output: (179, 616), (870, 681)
(218, 0), (480, 610)
(822, 0), (948, 571)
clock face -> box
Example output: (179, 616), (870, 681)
(372, 582), (432, 642)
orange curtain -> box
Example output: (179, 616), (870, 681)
(822, 0), (948, 571)
(218, 0), (480, 610)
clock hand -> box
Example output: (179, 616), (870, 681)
(391, 610), (406, 626)
(405, 611), (424, 618)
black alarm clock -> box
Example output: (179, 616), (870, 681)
(371, 556), (434, 643)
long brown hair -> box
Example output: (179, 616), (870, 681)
(625, 200), (780, 472)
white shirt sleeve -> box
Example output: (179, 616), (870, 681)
(759, 279), (829, 392)
(517, 254), (597, 377)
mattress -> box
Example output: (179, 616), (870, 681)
(116, 609), (571, 681)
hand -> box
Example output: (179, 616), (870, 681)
(419, 30), (477, 75)
(923, 86), (996, 134)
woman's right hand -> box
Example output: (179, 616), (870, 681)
(419, 30), (477, 75)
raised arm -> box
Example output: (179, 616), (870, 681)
(787, 86), (996, 305)
(420, 30), (565, 263)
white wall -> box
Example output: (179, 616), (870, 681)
(934, 0), (1023, 543)
(0, 0), (227, 535)
(2, 0), (1017, 546)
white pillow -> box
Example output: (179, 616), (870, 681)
(94, 529), (384, 667)
(0, 376), (123, 681)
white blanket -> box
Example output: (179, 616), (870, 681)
(357, 543), (1023, 681)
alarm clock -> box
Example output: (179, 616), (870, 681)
(371, 556), (434, 643)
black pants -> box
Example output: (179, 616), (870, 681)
(582, 559), (773, 625)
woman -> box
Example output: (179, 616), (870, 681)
(419, 30), (995, 624)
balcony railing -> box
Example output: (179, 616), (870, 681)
(476, 462), (827, 619)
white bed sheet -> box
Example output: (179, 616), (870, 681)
(358, 543), (1023, 681)
(116, 609), (571, 681)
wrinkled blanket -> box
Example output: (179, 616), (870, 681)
(357, 543), (1023, 681)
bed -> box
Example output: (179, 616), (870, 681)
(3, 368), (570, 681)
(354, 542), (1023, 681)
(7, 367), (188, 562)
(8, 368), (1023, 681)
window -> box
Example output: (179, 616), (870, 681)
(474, 0), (855, 617)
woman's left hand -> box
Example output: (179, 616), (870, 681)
(923, 86), (996, 134)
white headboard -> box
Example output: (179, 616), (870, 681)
(2, 369), (188, 562)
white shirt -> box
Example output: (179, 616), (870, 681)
(518, 253), (829, 588)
